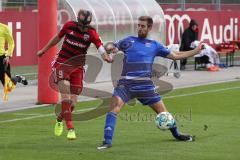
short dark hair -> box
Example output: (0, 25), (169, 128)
(138, 16), (153, 27)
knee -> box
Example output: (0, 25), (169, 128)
(111, 106), (121, 114)
(58, 80), (70, 94)
(71, 95), (78, 106)
(110, 99), (123, 114)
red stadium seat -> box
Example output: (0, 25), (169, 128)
(215, 42), (237, 67)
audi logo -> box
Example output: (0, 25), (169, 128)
(164, 14), (191, 44)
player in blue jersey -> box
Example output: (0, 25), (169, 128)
(97, 16), (203, 150)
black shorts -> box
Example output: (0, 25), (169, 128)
(0, 55), (11, 86)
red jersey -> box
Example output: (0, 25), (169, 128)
(55, 21), (103, 66)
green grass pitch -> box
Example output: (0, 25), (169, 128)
(0, 81), (240, 160)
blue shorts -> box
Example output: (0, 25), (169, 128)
(113, 79), (161, 105)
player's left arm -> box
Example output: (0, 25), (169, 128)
(167, 42), (203, 60)
(91, 30), (113, 63)
(4, 27), (15, 64)
(104, 42), (119, 54)
(104, 37), (131, 54)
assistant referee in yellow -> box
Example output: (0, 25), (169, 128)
(0, 22), (14, 86)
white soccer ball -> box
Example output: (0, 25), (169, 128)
(155, 112), (175, 130)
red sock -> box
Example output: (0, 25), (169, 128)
(71, 105), (75, 112)
(66, 121), (73, 130)
(57, 105), (74, 122)
(61, 100), (74, 129)
(57, 113), (63, 122)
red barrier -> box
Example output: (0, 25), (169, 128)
(37, 0), (58, 104)
(165, 11), (240, 45)
(0, 11), (37, 66)
(1, 10), (240, 66)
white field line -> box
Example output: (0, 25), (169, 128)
(0, 107), (96, 124)
(14, 113), (42, 116)
(0, 105), (48, 113)
(0, 86), (239, 124)
(163, 86), (240, 99)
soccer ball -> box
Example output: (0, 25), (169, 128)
(155, 112), (175, 130)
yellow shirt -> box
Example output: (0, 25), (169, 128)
(0, 23), (14, 57)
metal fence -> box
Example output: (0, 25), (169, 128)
(1, 0), (240, 11)
(1, 0), (37, 6)
(0, 0), (37, 11)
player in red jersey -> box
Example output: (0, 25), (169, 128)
(37, 9), (112, 140)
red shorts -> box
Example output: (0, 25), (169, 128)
(52, 62), (84, 95)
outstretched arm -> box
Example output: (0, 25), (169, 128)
(37, 34), (62, 57)
(97, 45), (114, 63)
(167, 43), (203, 60)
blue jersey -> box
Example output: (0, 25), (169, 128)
(115, 36), (170, 78)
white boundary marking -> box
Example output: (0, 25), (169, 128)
(0, 86), (239, 124)
(164, 86), (240, 99)
(0, 107), (96, 124)
(0, 105), (47, 113)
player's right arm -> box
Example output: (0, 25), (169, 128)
(104, 37), (131, 54)
(37, 21), (71, 57)
(37, 34), (61, 57)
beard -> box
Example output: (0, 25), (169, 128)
(138, 31), (147, 38)
(77, 25), (89, 32)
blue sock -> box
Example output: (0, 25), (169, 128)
(169, 122), (181, 140)
(104, 112), (117, 144)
